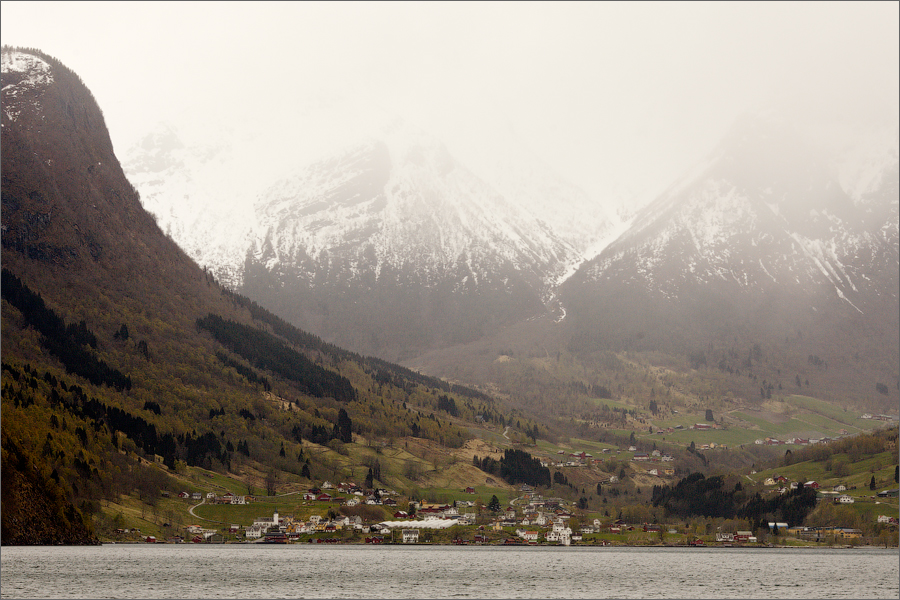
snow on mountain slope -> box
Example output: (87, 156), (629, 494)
(239, 122), (588, 358)
(123, 105), (624, 296)
(249, 122), (573, 289)
(569, 111), (898, 315)
(123, 107), (623, 358)
(2, 50), (54, 124)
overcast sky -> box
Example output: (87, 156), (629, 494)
(3, 1), (898, 203)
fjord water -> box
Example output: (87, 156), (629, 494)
(1, 545), (897, 599)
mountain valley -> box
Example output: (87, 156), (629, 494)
(2, 46), (898, 545)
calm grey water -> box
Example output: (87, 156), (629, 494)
(1, 545), (897, 599)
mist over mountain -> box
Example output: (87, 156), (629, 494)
(122, 92), (899, 412)
(561, 108), (899, 409)
(124, 113), (621, 361)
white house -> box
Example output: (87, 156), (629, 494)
(402, 529), (419, 543)
(835, 495), (855, 504)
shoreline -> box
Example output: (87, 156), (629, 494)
(81, 540), (888, 549)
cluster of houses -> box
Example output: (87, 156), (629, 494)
(860, 413), (898, 422)
(715, 531), (757, 543)
(300, 482), (401, 507)
(780, 526), (866, 540)
(174, 490), (250, 504)
(243, 511), (378, 540)
(762, 476), (862, 503)
(753, 433), (861, 446)
(540, 447), (679, 475)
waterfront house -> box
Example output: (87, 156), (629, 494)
(402, 529), (419, 543)
(735, 531), (754, 542)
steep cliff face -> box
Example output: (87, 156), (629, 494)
(1, 47), (201, 300)
(1, 46), (212, 545)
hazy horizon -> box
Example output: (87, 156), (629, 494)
(2, 2), (898, 206)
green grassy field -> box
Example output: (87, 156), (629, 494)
(784, 395), (873, 430)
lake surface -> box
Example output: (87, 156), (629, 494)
(1, 545), (897, 599)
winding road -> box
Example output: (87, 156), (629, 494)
(187, 499), (222, 524)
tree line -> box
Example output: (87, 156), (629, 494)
(196, 314), (356, 402)
(2, 269), (131, 390)
(473, 448), (551, 488)
(651, 472), (818, 527)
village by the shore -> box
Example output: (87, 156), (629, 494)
(110, 479), (899, 547)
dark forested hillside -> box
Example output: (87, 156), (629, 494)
(1, 47), (536, 544)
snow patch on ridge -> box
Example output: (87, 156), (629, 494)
(1, 50), (54, 124)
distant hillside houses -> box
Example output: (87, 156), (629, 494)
(861, 413), (898, 421)
(755, 437), (834, 446)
